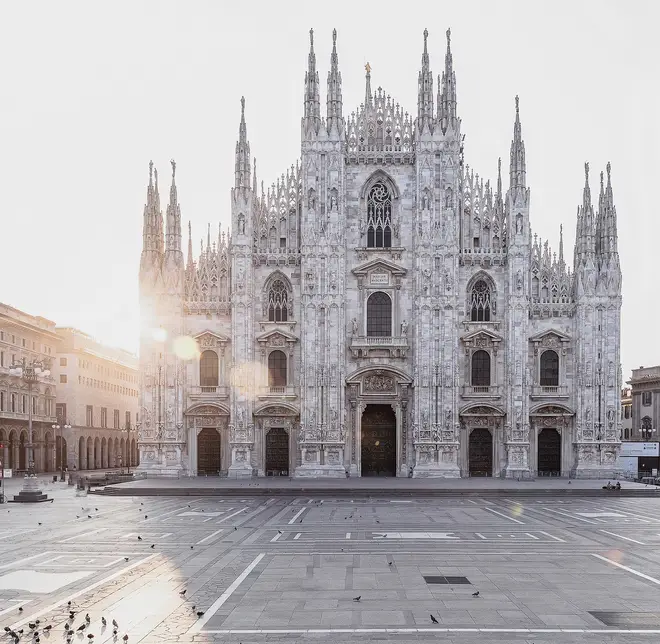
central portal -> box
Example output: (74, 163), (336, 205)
(361, 404), (396, 477)
(197, 428), (221, 475)
(265, 427), (289, 476)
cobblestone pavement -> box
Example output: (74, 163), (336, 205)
(1, 480), (660, 643)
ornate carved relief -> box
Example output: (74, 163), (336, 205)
(364, 373), (395, 392)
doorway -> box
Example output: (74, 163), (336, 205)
(537, 428), (561, 476)
(265, 427), (289, 476)
(361, 404), (397, 476)
(197, 428), (222, 475)
(468, 427), (492, 477)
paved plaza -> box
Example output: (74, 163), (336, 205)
(1, 478), (660, 643)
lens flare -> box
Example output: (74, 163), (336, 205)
(511, 505), (523, 517)
(230, 361), (268, 400)
(605, 549), (624, 564)
(173, 336), (199, 360)
(151, 327), (167, 343)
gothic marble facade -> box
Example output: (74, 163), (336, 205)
(137, 29), (622, 479)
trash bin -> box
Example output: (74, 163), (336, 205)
(53, 475), (58, 483)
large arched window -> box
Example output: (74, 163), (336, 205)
(199, 350), (219, 388)
(268, 350), (287, 388)
(470, 280), (493, 322)
(366, 291), (392, 337)
(268, 279), (289, 322)
(366, 182), (392, 248)
(471, 350), (491, 387)
(540, 350), (559, 387)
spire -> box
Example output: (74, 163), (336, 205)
(509, 95), (526, 191)
(438, 27), (457, 133)
(326, 28), (343, 127)
(417, 29), (434, 132)
(252, 157), (257, 195)
(186, 221), (193, 270)
(206, 223), (211, 254)
(575, 162), (595, 266)
(234, 97), (251, 189)
(153, 165), (164, 254)
(559, 223), (564, 266)
(304, 28), (321, 122)
(141, 160), (156, 254)
(364, 62), (373, 107)
(601, 161), (619, 259)
(165, 158), (182, 254)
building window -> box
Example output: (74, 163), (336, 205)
(267, 350), (287, 388)
(471, 350), (491, 387)
(86, 405), (94, 427)
(56, 403), (66, 423)
(0, 352), (3, 367)
(60, 374), (67, 384)
(125, 411), (131, 429)
(540, 350), (559, 387)
(624, 428), (630, 440)
(101, 407), (107, 428)
(366, 291), (392, 337)
(268, 279), (289, 322)
(0, 391), (3, 411)
(32, 397), (37, 414)
(11, 393), (16, 412)
(199, 350), (219, 388)
(624, 405), (630, 419)
(642, 391), (652, 406)
(60, 357), (67, 366)
(22, 394), (27, 413)
(114, 409), (120, 429)
(366, 182), (392, 248)
(470, 280), (492, 322)
(21, 338), (26, 347)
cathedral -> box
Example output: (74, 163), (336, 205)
(137, 28), (622, 479)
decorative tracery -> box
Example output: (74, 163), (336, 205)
(366, 182), (392, 248)
(470, 280), (493, 322)
(268, 279), (289, 322)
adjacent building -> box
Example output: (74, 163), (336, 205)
(620, 387), (632, 440)
(53, 328), (139, 471)
(138, 29), (623, 479)
(0, 304), (59, 472)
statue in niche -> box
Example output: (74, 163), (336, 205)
(400, 319), (408, 336)
(421, 192), (430, 211)
(307, 189), (316, 211)
(330, 193), (338, 211)
(330, 408), (338, 423)
(585, 407), (592, 423)
(444, 270), (452, 291)
(516, 215), (523, 235)
(238, 215), (245, 235)
(309, 410), (316, 426)
(516, 270), (523, 292)
(444, 408), (452, 430)
(237, 407), (245, 425)
(351, 317), (358, 336)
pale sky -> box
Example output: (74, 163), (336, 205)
(1, 0), (657, 380)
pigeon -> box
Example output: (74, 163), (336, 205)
(77, 625), (86, 631)
(472, 591), (480, 597)
(196, 611), (204, 617)
(112, 630), (117, 636)
(190, 546), (194, 549)
(38, 522), (42, 526)
(35, 639), (40, 644)
(29, 622), (36, 630)
(234, 527), (237, 531)
(95, 508), (98, 511)
(76, 516), (79, 519)
(179, 589), (186, 596)
(150, 544), (155, 549)
(191, 606), (196, 611)
(43, 625), (52, 631)
(68, 601), (73, 606)
(124, 557), (129, 562)
(137, 536), (142, 541)
(122, 636), (128, 642)
(141, 502), (143, 505)
(388, 562), (393, 566)
(112, 620), (118, 628)
(18, 607), (23, 613)
(353, 596), (361, 602)
(85, 613), (91, 623)
(66, 630), (74, 636)
(3, 627), (10, 632)
(101, 617), (106, 626)
(144, 516), (148, 519)
(88, 516), (92, 519)
(87, 635), (95, 640)
(65, 623), (70, 629)
(430, 614), (439, 624)
(277, 530), (282, 534)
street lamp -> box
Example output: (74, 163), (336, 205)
(52, 422), (71, 481)
(8, 357), (51, 502)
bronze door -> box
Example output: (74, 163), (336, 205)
(265, 427), (289, 476)
(361, 405), (397, 477)
(537, 428), (561, 476)
(468, 427), (492, 477)
(197, 428), (221, 475)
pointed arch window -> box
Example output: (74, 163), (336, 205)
(200, 350), (219, 389)
(366, 182), (392, 248)
(268, 279), (289, 322)
(471, 350), (491, 387)
(268, 350), (287, 388)
(470, 280), (493, 322)
(540, 350), (559, 387)
(366, 291), (392, 337)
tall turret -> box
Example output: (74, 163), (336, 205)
(165, 160), (183, 256)
(509, 96), (528, 201)
(417, 29), (433, 133)
(574, 162), (596, 270)
(140, 160), (164, 279)
(234, 97), (251, 190)
(438, 28), (457, 134)
(326, 28), (343, 132)
(303, 28), (321, 134)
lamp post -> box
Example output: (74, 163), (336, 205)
(8, 357), (51, 502)
(52, 422), (71, 481)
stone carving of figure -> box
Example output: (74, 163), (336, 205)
(607, 408), (614, 423)
(351, 317), (358, 336)
(308, 190), (316, 210)
(445, 270), (452, 292)
(585, 407), (592, 423)
(607, 361), (614, 387)
(359, 219), (366, 235)
(444, 408), (452, 430)
(516, 408), (522, 430)
(331, 408), (338, 423)
(516, 270), (523, 292)
(309, 410), (316, 426)
(330, 271), (337, 289)
(392, 221), (399, 239)
(400, 319), (408, 336)
(166, 405), (174, 425)
(330, 194), (337, 211)
(516, 215), (523, 235)
(238, 216), (245, 235)
(237, 407), (245, 425)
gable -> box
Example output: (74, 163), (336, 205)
(351, 258), (407, 282)
(461, 328), (503, 346)
(194, 330), (230, 348)
(528, 328), (571, 345)
(256, 329), (298, 346)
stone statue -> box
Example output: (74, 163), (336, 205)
(400, 319), (408, 336)
(516, 270), (523, 291)
(330, 194), (337, 211)
(351, 317), (358, 336)
(238, 216), (245, 235)
(585, 407), (592, 423)
(516, 215), (523, 235)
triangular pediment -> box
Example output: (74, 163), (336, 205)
(351, 258), (407, 278)
(461, 328), (504, 344)
(194, 330), (231, 346)
(528, 328), (571, 344)
(255, 329), (298, 345)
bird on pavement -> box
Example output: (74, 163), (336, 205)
(77, 624), (86, 631)
(196, 611), (204, 617)
(85, 613), (91, 623)
(190, 546), (193, 549)
(43, 625), (52, 631)
(28, 622), (36, 630)
(472, 591), (480, 597)
(112, 619), (118, 628)
(430, 615), (439, 624)
(66, 630), (74, 636)
(18, 608), (23, 613)
(124, 557), (129, 562)
(144, 515), (148, 519)
(137, 536), (142, 541)
(150, 544), (155, 549)
(179, 589), (186, 596)
(277, 530), (282, 534)
(353, 596), (361, 602)
(101, 617), (106, 627)
(87, 634), (94, 639)
(88, 516), (92, 519)
(68, 601), (72, 606)
(122, 636), (128, 642)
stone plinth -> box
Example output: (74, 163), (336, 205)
(12, 475), (49, 503)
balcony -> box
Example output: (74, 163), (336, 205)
(530, 385), (569, 399)
(350, 336), (409, 359)
(0, 410), (57, 423)
(258, 386), (298, 399)
(461, 385), (502, 399)
(188, 385), (230, 401)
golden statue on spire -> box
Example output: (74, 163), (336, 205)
(365, 62), (371, 74)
